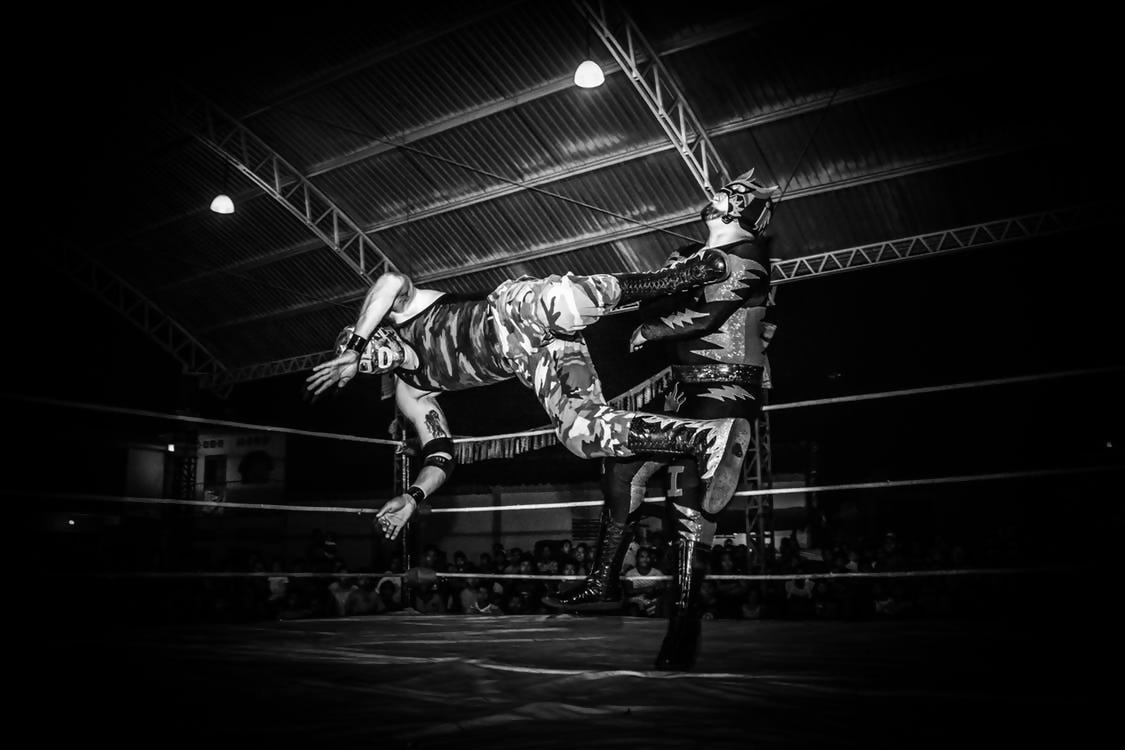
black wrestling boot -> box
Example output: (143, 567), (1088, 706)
(543, 509), (633, 612)
(615, 249), (729, 304)
(625, 415), (751, 514)
(655, 534), (703, 671)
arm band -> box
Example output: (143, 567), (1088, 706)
(405, 486), (426, 504)
(344, 332), (368, 354)
(420, 437), (456, 478)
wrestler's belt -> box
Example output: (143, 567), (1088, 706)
(671, 363), (764, 385)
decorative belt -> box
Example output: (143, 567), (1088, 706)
(672, 363), (764, 385)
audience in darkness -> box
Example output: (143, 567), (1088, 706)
(68, 513), (1060, 625)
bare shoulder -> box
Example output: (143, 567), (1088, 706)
(389, 287), (445, 322)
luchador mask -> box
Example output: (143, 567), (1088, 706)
(700, 168), (782, 235)
(335, 325), (406, 374)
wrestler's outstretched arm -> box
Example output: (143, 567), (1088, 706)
(629, 241), (770, 351)
(306, 272), (413, 395)
(375, 379), (455, 541)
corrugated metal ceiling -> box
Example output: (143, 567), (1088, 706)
(48, 1), (1116, 374)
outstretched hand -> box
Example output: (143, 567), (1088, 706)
(306, 351), (360, 396)
(628, 326), (648, 353)
(375, 494), (417, 540)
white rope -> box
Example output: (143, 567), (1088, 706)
(3, 394), (401, 446)
(728, 465), (1121, 499)
(81, 566), (1070, 582)
(11, 491), (379, 515)
(763, 365), (1124, 412)
(16, 465), (1120, 515)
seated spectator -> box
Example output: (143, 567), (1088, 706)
(741, 586), (763, 619)
(327, 570), (357, 616)
(698, 579), (720, 621)
(345, 574), (379, 615)
(536, 543), (559, 575)
(266, 559), (289, 615)
(376, 578), (403, 613)
(458, 577), (480, 613)
(784, 572), (816, 618)
(623, 547), (665, 617)
(468, 584), (504, 615)
(413, 580), (446, 615)
(713, 551), (747, 619)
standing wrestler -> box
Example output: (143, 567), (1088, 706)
(306, 257), (755, 541)
(544, 168), (779, 671)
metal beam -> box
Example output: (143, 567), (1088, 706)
(579, 0), (730, 195)
(167, 67), (946, 293)
(200, 350), (334, 389)
(57, 244), (227, 378)
(208, 202), (1103, 386)
(186, 97), (399, 282)
(199, 146), (1020, 331)
(771, 204), (1110, 284)
(416, 145), (1019, 284)
(304, 10), (774, 178)
(105, 10), (773, 259)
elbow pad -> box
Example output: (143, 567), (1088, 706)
(420, 437), (456, 479)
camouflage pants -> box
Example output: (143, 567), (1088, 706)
(489, 273), (639, 459)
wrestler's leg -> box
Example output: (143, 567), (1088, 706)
(655, 461), (706, 670)
(519, 338), (752, 513)
(542, 456), (664, 611)
(655, 381), (763, 669)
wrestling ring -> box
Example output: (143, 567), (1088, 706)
(13, 364), (1121, 748)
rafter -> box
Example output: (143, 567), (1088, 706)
(202, 202), (1103, 387)
(198, 145), (1019, 332)
(578, 0), (730, 195)
(164, 67), (944, 293)
(57, 245), (227, 378)
(119, 10), (776, 251)
(185, 96), (399, 282)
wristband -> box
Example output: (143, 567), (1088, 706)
(405, 486), (426, 504)
(344, 332), (368, 354)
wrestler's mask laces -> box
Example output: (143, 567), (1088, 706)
(336, 325), (405, 374)
(701, 168), (781, 235)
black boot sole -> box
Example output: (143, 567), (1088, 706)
(702, 417), (752, 514)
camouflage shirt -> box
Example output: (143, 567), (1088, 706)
(392, 294), (513, 393)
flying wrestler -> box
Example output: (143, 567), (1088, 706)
(306, 256), (755, 541)
(543, 168), (780, 671)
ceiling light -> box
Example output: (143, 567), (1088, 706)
(574, 60), (605, 88)
(210, 193), (235, 214)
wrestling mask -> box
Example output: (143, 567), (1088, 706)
(335, 325), (406, 375)
(700, 168), (782, 235)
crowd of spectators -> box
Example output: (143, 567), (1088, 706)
(77, 521), (1058, 626)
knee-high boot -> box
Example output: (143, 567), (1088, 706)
(614, 249), (729, 305)
(655, 504), (704, 670)
(542, 508), (633, 611)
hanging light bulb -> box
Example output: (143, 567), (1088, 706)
(210, 193), (235, 214)
(574, 59), (605, 88)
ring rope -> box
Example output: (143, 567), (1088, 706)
(81, 566), (1071, 582)
(457, 365), (1122, 444)
(762, 365), (1123, 412)
(5, 365), (1116, 449)
(15, 465), (1121, 515)
(2, 393), (401, 446)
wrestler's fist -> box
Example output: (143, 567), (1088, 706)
(306, 351), (359, 395)
(628, 326), (648, 352)
(375, 493), (417, 541)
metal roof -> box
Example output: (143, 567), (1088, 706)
(41, 1), (1117, 379)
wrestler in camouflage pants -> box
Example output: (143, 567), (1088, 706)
(486, 272), (751, 515)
